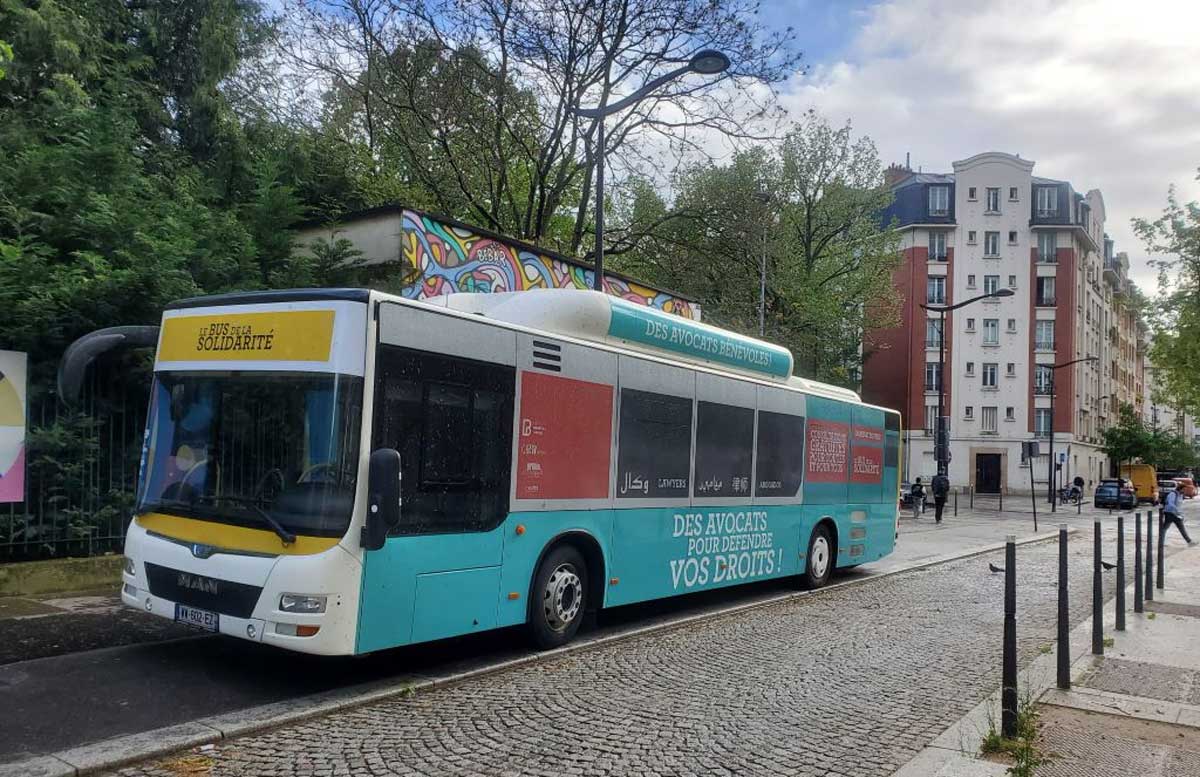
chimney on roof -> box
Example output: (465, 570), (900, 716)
(884, 156), (912, 188)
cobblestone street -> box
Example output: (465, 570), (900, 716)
(109, 532), (1115, 777)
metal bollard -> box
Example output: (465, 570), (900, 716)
(1078, 494), (1082, 515)
(1057, 524), (1071, 689)
(1000, 489), (1004, 512)
(1116, 514), (1126, 632)
(971, 486), (975, 509)
(1157, 507), (1165, 591)
(1002, 534), (1018, 738)
(1146, 508), (1154, 603)
(1092, 520), (1104, 655)
(955, 488), (959, 517)
(1134, 512), (1143, 614)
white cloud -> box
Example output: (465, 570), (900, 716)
(782, 0), (1200, 290)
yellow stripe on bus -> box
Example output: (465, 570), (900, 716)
(158, 310), (335, 362)
(136, 512), (342, 556)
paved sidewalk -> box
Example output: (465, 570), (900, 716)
(891, 510), (1200, 777)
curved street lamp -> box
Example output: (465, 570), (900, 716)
(919, 288), (1015, 480)
(574, 50), (732, 291)
(1048, 354), (1099, 511)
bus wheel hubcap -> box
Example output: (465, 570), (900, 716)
(811, 536), (830, 578)
(544, 564), (582, 632)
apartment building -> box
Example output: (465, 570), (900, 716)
(865, 151), (1118, 493)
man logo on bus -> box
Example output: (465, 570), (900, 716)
(191, 543), (217, 559)
(177, 571), (219, 594)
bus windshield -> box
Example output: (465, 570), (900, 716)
(136, 371), (363, 539)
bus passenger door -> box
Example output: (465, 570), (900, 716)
(357, 304), (516, 652)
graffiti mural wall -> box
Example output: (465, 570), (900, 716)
(398, 209), (701, 320)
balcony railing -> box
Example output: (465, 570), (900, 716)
(924, 383), (941, 392)
(1036, 209), (1057, 219)
(925, 339), (943, 349)
(1034, 428), (1051, 438)
(1036, 296), (1056, 307)
(927, 296), (946, 305)
(1034, 385), (1053, 396)
(929, 253), (948, 262)
(1035, 341), (1055, 351)
(1037, 252), (1057, 263)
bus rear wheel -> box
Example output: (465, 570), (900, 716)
(528, 545), (588, 649)
(802, 524), (834, 589)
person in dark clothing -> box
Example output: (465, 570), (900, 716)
(1160, 487), (1195, 545)
(931, 473), (950, 524)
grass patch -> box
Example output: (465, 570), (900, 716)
(981, 693), (1045, 776)
(1148, 612), (1157, 620)
(1103, 636), (1115, 648)
(1038, 644), (1052, 654)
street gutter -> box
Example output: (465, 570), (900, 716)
(1, 529), (1069, 777)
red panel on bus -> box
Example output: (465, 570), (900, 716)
(516, 371), (613, 500)
(806, 420), (849, 483)
(851, 445), (883, 483)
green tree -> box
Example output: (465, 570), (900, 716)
(612, 114), (901, 387)
(1133, 166), (1200, 416)
(1102, 403), (1153, 472)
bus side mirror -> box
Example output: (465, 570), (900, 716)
(361, 448), (401, 550)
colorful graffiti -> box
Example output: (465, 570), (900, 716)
(398, 210), (701, 320)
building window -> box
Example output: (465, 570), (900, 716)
(925, 362), (942, 392)
(964, 406), (974, 419)
(982, 363), (998, 388)
(617, 389), (693, 499)
(1034, 364), (1053, 394)
(983, 319), (999, 345)
(966, 317), (976, 332)
(984, 231), (1000, 256)
(981, 406), (998, 433)
(1035, 408), (1052, 437)
(925, 318), (943, 348)
(1035, 321), (1055, 350)
(1036, 276), (1056, 306)
(984, 275), (999, 295)
(1038, 232), (1056, 262)
(968, 186), (977, 200)
(1005, 406), (1015, 421)
(967, 273), (976, 288)
(966, 361), (975, 375)
(927, 276), (946, 304)
(929, 185), (950, 216)
(967, 230), (977, 244)
(1008, 230), (1018, 244)
(1006, 318), (1016, 332)
(986, 187), (1000, 213)
(1036, 186), (1058, 218)
(1008, 275), (1017, 288)
(1009, 186), (1019, 201)
(928, 231), (947, 261)
(1006, 362), (1016, 376)
(924, 405), (938, 436)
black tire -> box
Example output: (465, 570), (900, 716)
(528, 545), (588, 650)
(801, 523), (835, 589)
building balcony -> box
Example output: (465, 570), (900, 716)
(1035, 342), (1055, 352)
(929, 253), (948, 262)
(925, 339), (943, 349)
(1036, 296), (1056, 307)
(1034, 386), (1054, 396)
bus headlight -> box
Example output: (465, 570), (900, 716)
(279, 594), (327, 613)
(124, 557), (136, 576)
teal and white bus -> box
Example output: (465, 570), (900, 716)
(96, 287), (900, 655)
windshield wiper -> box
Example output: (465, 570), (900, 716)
(193, 495), (296, 546)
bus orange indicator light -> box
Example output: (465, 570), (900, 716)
(610, 577), (619, 585)
(515, 524), (526, 535)
(296, 625), (320, 637)
(508, 592), (520, 600)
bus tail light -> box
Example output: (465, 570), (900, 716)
(275, 623), (321, 637)
(280, 594), (327, 613)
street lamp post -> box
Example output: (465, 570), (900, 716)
(575, 49), (731, 292)
(920, 288), (1015, 480)
(1048, 355), (1099, 511)
(755, 188), (772, 336)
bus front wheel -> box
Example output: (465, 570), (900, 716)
(802, 524), (834, 589)
(528, 545), (588, 649)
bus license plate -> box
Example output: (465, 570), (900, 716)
(175, 604), (219, 632)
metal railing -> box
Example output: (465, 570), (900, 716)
(1, 363), (147, 563)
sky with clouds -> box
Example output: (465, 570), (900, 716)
(770, 0), (1200, 290)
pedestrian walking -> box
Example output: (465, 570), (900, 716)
(1160, 486), (1196, 545)
(931, 472), (950, 524)
(911, 477), (926, 517)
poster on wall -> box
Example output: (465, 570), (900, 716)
(0, 350), (27, 504)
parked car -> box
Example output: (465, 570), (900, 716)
(1173, 477), (1197, 498)
(1094, 478), (1136, 510)
(899, 481), (913, 508)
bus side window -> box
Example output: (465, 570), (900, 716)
(694, 401), (754, 498)
(615, 388), (692, 499)
(374, 345), (514, 534)
(755, 410), (805, 497)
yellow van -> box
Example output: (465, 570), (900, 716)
(1120, 464), (1159, 504)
